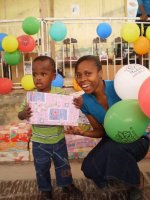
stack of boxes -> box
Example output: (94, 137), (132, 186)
(0, 119), (101, 162)
(0, 122), (31, 161)
(0, 120), (149, 162)
(66, 134), (100, 159)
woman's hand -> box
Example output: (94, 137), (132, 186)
(65, 126), (84, 136)
(140, 13), (148, 21)
(73, 96), (83, 109)
(146, 125), (150, 133)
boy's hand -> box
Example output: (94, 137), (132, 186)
(73, 96), (83, 109)
(18, 104), (32, 120)
(23, 104), (32, 119)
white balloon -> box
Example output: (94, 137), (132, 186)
(114, 64), (150, 99)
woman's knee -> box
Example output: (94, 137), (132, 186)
(81, 156), (93, 178)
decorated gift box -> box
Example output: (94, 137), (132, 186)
(65, 134), (100, 151)
(0, 141), (28, 152)
(28, 134), (100, 161)
(0, 151), (29, 162)
(68, 147), (93, 159)
(0, 123), (31, 162)
(27, 91), (79, 126)
(0, 122), (31, 142)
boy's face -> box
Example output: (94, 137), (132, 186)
(32, 60), (56, 92)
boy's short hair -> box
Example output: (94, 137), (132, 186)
(33, 55), (56, 72)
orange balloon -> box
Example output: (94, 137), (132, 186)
(72, 78), (82, 91)
(134, 36), (150, 55)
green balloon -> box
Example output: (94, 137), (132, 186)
(104, 99), (150, 143)
(4, 50), (22, 65)
(22, 17), (40, 35)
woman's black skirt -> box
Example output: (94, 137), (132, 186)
(81, 135), (149, 187)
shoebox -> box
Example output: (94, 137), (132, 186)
(65, 135), (100, 151)
(0, 141), (28, 152)
(0, 123), (31, 162)
(28, 135), (100, 161)
(27, 91), (79, 126)
(0, 150), (29, 162)
(0, 122), (31, 142)
(68, 146), (98, 159)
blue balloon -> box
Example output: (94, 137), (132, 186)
(52, 73), (64, 87)
(49, 21), (67, 41)
(96, 23), (112, 39)
(0, 33), (8, 51)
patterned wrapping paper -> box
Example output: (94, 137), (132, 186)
(68, 148), (93, 159)
(29, 145), (96, 161)
(0, 122), (31, 142)
(0, 142), (28, 152)
(28, 134), (101, 161)
(0, 123), (31, 161)
(0, 151), (29, 162)
(65, 134), (100, 151)
(0, 112), (149, 161)
(27, 92), (79, 126)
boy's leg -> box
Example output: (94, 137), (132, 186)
(53, 138), (82, 197)
(32, 141), (52, 192)
(53, 138), (73, 186)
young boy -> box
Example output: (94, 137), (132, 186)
(18, 56), (82, 200)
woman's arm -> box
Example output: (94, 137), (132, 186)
(83, 114), (106, 138)
(66, 114), (105, 138)
(137, 0), (148, 20)
(71, 96), (106, 138)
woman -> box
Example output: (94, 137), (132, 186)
(67, 55), (149, 198)
(136, 0), (150, 36)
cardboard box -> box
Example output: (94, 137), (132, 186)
(27, 92), (79, 126)
(0, 122), (31, 142)
(0, 151), (29, 162)
(0, 142), (28, 152)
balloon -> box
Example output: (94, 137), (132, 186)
(52, 73), (64, 87)
(2, 35), (18, 52)
(4, 50), (22, 65)
(138, 77), (150, 118)
(96, 23), (112, 39)
(0, 33), (8, 51)
(114, 64), (150, 99)
(104, 99), (150, 143)
(0, 78), (13, 94)
(121, 23), (140, 43)
(49, 21), (67, 41)
(21, 75), (35, 91)
(72, 78), (82, 91)
(17, 35), (36, 52)
(134, 36), (150, 55)
(22, 17), (40, 35)
(146, 26), (150, 40)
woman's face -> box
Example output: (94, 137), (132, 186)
(75, 60), (102, 94)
